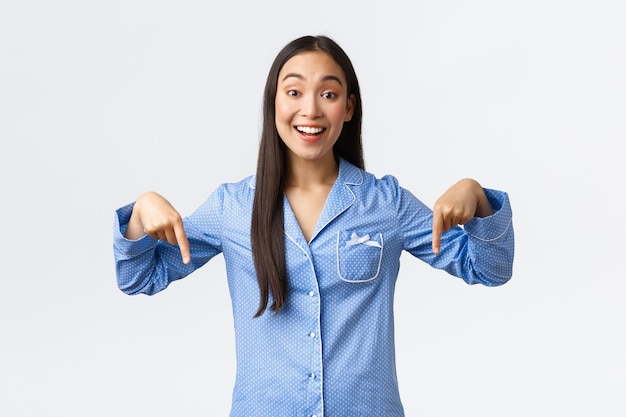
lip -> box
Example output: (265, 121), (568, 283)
(299, 134), (322, 143)
(294, 125), (326, 143)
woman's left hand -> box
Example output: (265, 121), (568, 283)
(431, 178), (493, 254)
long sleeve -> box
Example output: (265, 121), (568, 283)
(392, 176), (514, 286)
(112, 187), (225, 295)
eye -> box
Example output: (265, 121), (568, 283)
(287, 89), (300, 97)
(322, 91), (337, 99)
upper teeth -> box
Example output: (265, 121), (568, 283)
(297, 126), (324, 134)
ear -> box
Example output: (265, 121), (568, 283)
(344, 94), (356, 122)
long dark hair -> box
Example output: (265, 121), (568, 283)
(251, 35), (364, 317)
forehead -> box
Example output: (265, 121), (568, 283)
(278, 50), (346, 84)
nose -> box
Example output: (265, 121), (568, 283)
(301, 94), (322, 119)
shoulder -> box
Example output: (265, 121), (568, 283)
(218, 175), (255, 194)
(215, 175), (256, 207)
(339, 159), (402, 193)
(194, 175), (255, 215)
(338, 160), (414, 212)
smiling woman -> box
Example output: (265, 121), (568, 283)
(274, 50), (355, 165)
(274, 50), (356, 245)
(113, 35), (514, 417)
(251, 37), (365, 319)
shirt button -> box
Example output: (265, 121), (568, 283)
(310, 372), (316, 379)
(312, 415), (318, 417)
(309, 332), (316, 338)
(308, 291), (315, 297)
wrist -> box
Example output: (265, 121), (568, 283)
(473, 183), (494, 218)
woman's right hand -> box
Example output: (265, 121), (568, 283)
(125, 191), (191, 264)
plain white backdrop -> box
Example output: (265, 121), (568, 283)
(1, 0), (624, 416)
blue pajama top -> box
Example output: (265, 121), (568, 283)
(113, 158), (514, 417)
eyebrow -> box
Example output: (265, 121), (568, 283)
(281, 73), (344, 86)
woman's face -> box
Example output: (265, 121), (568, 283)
(275, 50), (355, 166)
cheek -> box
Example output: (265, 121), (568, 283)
(328, 102), (350, 123)
(274, 99), (292, 142)
(274, 97), (292, 123)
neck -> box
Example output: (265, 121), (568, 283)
(286, 153), (339, 187)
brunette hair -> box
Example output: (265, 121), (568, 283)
(251, 35), (364, 317)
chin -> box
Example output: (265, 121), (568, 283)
(289, 149), (332, 163)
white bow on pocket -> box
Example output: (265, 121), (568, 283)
(345, 232), (382, 248)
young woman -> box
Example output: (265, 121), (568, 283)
(114, 35), (514, 417)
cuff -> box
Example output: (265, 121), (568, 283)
(112, 202), (158, 257)
(463, 189), (513, 242)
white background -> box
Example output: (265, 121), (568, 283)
(1, 1), (624, 416)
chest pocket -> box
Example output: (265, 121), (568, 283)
(336, 231), (384, 282)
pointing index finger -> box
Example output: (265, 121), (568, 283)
(432, 210), (443, 255)
(175, 224), (191, 264)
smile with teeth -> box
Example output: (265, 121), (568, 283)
(296, 126), (325, 135)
